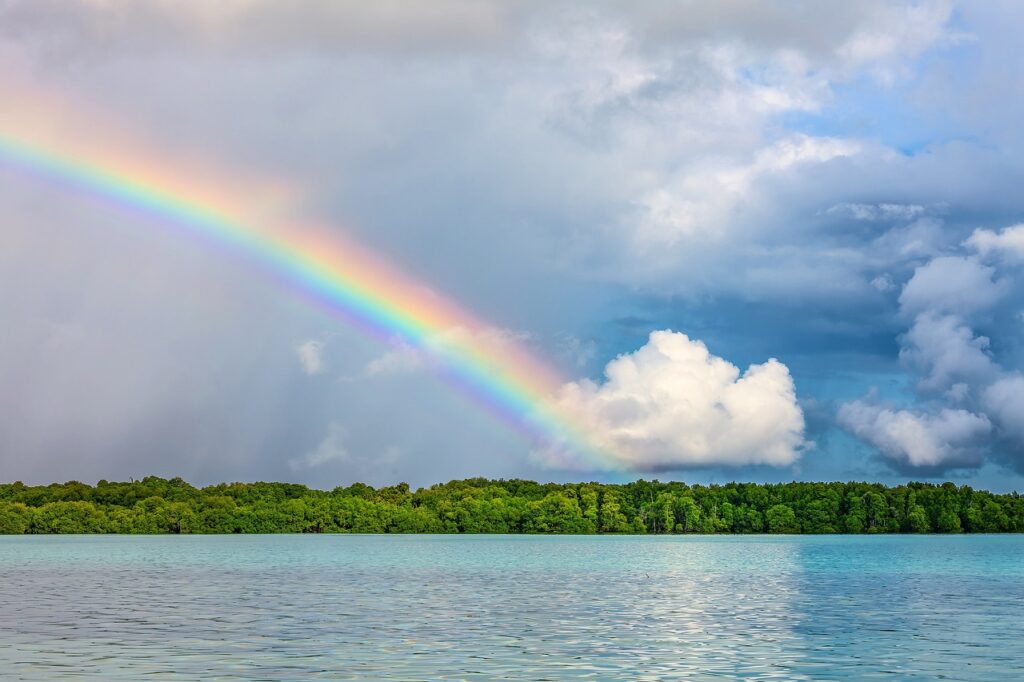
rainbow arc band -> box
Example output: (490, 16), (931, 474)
(0, 135), (607, 466)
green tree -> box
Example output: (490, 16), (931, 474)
(802, 499), (838, 534)
(0, 502), (33, 534)
(980, 500), (1010, 532)
(32, 501), (107, 533)
(766, 504), (798, 534)
(843, 494), (866, 533)
(935, 509), (962, 533)
(906, 505), (930, 533)
(2, 476), (1023, 536)
(674, 496), (703, 533)
(599, 492), (631, 533)
(525, 493), (592, 534)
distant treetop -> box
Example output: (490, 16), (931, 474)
(0, 478), (1019, 535)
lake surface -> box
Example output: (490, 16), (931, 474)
(1, 535), (1023, 680)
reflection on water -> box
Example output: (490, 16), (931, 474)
(1, 535), (1023, 679)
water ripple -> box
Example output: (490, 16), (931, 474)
(1, 535), (1023, 679)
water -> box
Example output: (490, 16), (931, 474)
(1, 535), (1022, 680)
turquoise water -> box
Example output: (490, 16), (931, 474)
(1, 535), (1023, 679)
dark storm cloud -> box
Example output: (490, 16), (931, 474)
(2, 1), (1024, 487)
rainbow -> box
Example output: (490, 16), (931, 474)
(0, 118), (609, 468)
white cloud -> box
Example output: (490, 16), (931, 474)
(870, 218), (948, 260)
(836, 0), (959, 78)
(898, 313), (999, 393)
(837, 401), (990, 469)
(289, 421), (349, 471)
(0, 0), (997, 486)
(827, 202), (926, 222)
(945, 382), (970, 403)
(541, 330), (806, 470)
(1, 0), (954, 65)
(898, 256), (1006, 318)
(0, 0), (961, 310)
(295, 339), (326, 375)
(364, 341), (426, 377)
(841, 232), (1024, 472)
(982, 374), (1024, 446)
(636, 135), (859, 246)
(871, 274), (896, 292)
(967, 223), (1024, 262)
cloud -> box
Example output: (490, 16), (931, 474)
(837, 400), (991, 469)
(982, 374), (1024, 447)
(290, 420), (411, 484)
(295, 339), (326, 375)
(898, 313), (999, 393)
(635, 135), (859, 247)
(826, 202), (926, 222)
(0, 0), (526, 57)
(0, 0), (963, 312)
(967, 223), (1024, 262)
(870, 274), (896, 292)
(898, 256), (1006, 318)
(288, 421), (349, 471)
(870, 218), (947, 260)
(840, 221), (1024, 473)
(5, 0), (1024, 489)
(542, 330), (806, 470)
(836, 0), (960, 78)
(364, 341), (426, 377)
(0, 0), (955, 63)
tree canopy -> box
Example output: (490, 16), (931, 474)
(1, 477), (1021, 535)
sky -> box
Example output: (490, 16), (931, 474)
(2, 1), (1024, 490)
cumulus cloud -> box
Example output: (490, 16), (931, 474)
(636, 136), (859, 246)
(837, 401), (990, 469)
(5, 0), (1023, 488)
(364, 341), (426, 377)
(0, 0), (963, 310)
(967, 224), (1024, 262)
(841, 221), (1024, 473)
(982, 374), (1024, 446)
(898, 256), (1006, 318)
(898, 313), (999, 393)
(870, 218), (948, 260)
(295, 339), (326, 375)
(541, 330), (806, 471)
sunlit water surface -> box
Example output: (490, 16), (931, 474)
(1, 535), (1023, 680)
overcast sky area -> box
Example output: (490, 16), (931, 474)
(2, 1), (1024, 490)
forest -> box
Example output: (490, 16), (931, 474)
(1, 477), (1022, 535)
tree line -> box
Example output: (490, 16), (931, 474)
(1, 477), (1022, 535)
